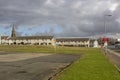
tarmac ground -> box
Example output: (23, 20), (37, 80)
(0, 52), (80, 80)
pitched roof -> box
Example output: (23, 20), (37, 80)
(9, 36), (53, 40)
(1, 36), (9, 39)
(56, 38), (90, 42)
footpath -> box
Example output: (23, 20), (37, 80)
(102, 48), (120, 71)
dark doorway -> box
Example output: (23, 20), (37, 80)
(14, 42), (16, 44)
(21, 42), (24, 45)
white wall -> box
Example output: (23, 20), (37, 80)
(117, 39), (120, 42)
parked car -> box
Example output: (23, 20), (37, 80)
(115, 43), (120, 48)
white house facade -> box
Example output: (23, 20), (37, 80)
(0, 25), (94, 47)
(1, 36), (53, 45)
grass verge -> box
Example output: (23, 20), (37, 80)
(0, 45), (120, 80)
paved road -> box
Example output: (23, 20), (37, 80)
(0, 53), (80, 80)
(107, 45), (120, 52)
(109, 48), (120, 53)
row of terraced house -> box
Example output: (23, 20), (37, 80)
(0, 25), (95, 47)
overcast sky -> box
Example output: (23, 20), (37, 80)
(0, 0), (120, 37)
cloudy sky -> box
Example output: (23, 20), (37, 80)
(0, 0), (120, 37)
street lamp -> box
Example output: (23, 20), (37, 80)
(104, 15), (112, 36)
(103, 14), (112, 47)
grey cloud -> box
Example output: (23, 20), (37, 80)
(0, 0), (120, 37)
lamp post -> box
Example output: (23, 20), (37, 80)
(103, 14), (112, 55)
(103, 14), (112, 47)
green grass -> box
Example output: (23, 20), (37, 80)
(54, 48), (120, 80)
(0, 45), (120, 80)
(0, 45), (55, 53)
